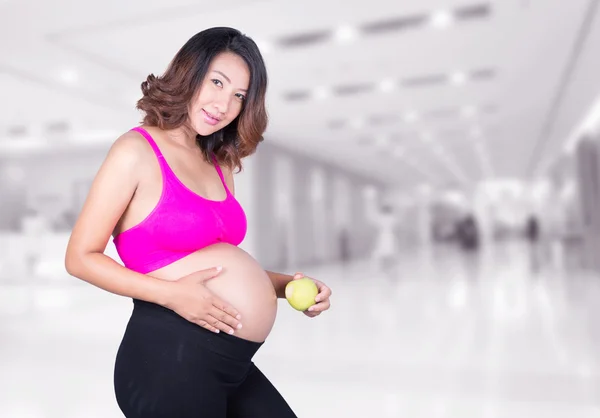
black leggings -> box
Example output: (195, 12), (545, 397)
(114, 299), (297, 417)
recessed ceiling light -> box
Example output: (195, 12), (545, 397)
(450, 72), (467, 85)
(430, 10), (454, 29)
(379, 78), (396, 93)
(60, 69), (79, 85)
(334, 25), (358, 43)
(314, 86), (330, 100)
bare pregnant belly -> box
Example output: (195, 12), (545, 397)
(148, 243), (278, 342)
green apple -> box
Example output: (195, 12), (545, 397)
(285, 277), (318, 311)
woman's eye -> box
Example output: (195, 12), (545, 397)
(212, 79), (223, 87)
(236, 93), (246, 101)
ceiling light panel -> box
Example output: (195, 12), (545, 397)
(454, 3), (492, 22)
(6, 125), (28, 137)
(283, 90), (312, 102)
(276, 29), (332, 49)
(360, 14), (429, 35)
(332, 82), (374, 96)
(470, 68), (496, 80)
(334, 25), (359, 43)
(430, 11), (455, 29)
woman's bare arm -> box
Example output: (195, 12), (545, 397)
(64, 132), (171, 305)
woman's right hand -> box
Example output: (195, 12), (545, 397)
(164, 266), (243, 335)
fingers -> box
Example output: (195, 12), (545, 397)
(194, 319), (221, 334)
(204, 314), (238, 335)
(192, 309), (241, 335)
(179, 266), (223, 282)
(308, 284), (332, 313)
(211, 298), (242, 321)
(315, 285), (332, 303)
(307, 299), (331, 313)
(209, 297), (242, 334)
(197, 266), (223, 282)
(209, 306), (243, 335)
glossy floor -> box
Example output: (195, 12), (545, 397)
(1, 240), (599, 417)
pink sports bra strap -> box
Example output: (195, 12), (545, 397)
(212, 155), (230, 194)
(132, 127), (164, 158)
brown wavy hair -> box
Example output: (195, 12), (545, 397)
(136, 27), (268, 172)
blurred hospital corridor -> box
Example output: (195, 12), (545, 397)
(3, 0), (600, 417)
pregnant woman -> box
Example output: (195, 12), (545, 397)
(64, 27), (332, 417)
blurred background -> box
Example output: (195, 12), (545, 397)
(2, 0), (600, 417)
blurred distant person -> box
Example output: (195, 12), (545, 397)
(526, 214), (541, 271)
(526, 214), (540, 242)
(457, 214), (479, 251)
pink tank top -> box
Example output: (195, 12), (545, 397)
(113, 127), (247, 274)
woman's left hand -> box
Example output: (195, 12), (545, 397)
(292, 272), (332, 318)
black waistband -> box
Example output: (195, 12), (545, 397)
(131, 299), (263, 362)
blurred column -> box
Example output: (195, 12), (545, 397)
(255, 146), (299, 270)
(310, 165), (334, 264)
(348, 179), (364, 258)
(273, 153), (296, 270)
(333, 174), (351, 261)
(575, 135), (600, 271)
(290, 158), (316, 266)
(0, 160), (27, 232)
(235, 153), (259, 260)
(364, 183), (386, 254)
(348, 178), (377, 259)
(473, 185), (493, 246)
(416, 185), (433, 247)
(320, 167), (337, 262)
(392, 191), (417, 246)
(0, 160), (29, 281)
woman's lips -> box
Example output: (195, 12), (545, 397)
(202, 109), (220, 126)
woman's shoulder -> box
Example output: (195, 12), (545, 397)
(106, 128), (155, 166)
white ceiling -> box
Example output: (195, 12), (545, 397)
(1, 0), (600, 188)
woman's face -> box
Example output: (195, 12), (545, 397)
(188, 52), (250, 136)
